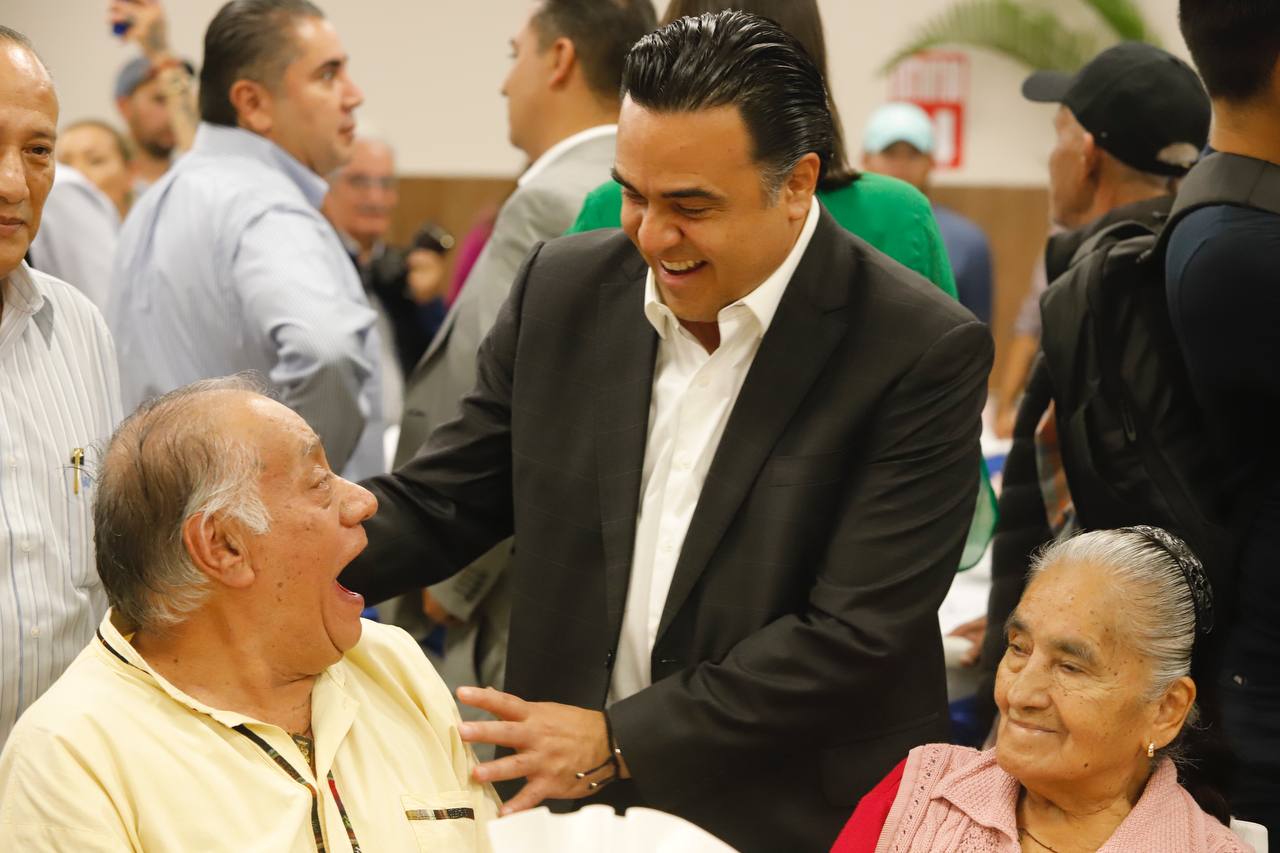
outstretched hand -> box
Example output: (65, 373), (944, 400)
(456, 686), (627, 816)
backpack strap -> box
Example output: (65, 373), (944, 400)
(1155, 152), (1280, 255)
(1067, 219), (1159, 269)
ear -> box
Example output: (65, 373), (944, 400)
(182, 512), (256, 590)
(115, 95), (132, 118)
(229, 79), (275, 136)
(1150, 675), (1197, 750)
(546, 36), (576, 90)
(781, 152), (821, 219)
(1080, 130), (1103, 181)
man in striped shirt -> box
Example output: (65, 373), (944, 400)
(0, 27), (123, 744)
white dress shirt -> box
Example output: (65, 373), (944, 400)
(26, 165), (120, 310)
(609, 197), (820, 702)
(0, 262), (122, 745)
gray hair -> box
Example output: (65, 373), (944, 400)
(94, 375), (273, 631)
(1029, 528), (1201, 752)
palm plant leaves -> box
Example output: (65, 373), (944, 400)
(883, 0), (1160, 74)
(1078, 0), (1156, 43)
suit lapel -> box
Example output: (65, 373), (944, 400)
(596, 254), (659, 634)
(655, 210), (851, 643)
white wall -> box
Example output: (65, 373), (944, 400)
(6, 0), (1184, 185)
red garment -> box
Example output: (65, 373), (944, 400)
(829, 757), (906, 852)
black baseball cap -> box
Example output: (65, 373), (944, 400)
(1022, 42), (1210, 177)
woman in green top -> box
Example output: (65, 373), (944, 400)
(567, 0), (958, 302)
(570, 0), (993, 567)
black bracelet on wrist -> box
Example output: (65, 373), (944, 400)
(603, 709), (623, 773)
(574, 710), (622, 791)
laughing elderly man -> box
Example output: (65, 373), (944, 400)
(0, 376), (497, 852)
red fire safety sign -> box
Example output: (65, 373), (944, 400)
(889, 51), (969, 170)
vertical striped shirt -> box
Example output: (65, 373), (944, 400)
(107, 123), (385, 480)
(0, 262), (122, 745)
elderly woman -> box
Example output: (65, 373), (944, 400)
(832, 527), (1250, 853)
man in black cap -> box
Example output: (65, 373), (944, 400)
(990, 43), (1210, 437)
(974, 41), (1211, 732)
(1023, 40), (1210, 279)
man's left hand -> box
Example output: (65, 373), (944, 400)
(457, 686), (626, 815)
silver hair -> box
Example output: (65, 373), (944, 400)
(1029, 528), (1200, 751)
(93, 374), (273, 631)
(325, 135), (394, 184)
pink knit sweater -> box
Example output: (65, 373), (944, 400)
(873, 744), (1252, 853)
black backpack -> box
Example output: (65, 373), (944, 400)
(1038, 152), (1280, 604)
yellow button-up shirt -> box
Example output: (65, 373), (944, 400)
(0, 612), (498, 851)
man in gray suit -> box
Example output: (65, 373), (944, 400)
(385, 0), (657, 701)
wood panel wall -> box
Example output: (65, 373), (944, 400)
(391, 176), (517, 288)
(394, 177), (1051, 388)
(931, 185), (1050, 388)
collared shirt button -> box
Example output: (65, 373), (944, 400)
(675, 453), (693, 471)
(695, 376), (710, 389)
(6, 455), (16, 468)
(29, 625), (40, 638)
(20, 540), (32, 554)
(660, 540), (674, 554)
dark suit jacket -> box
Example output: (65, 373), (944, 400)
(341, 209), (993, 852)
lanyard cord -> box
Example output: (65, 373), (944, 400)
(232, 724), (365, 853)
(99, 629), (363, 853)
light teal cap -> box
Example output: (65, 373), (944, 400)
(862, 102), (936, 155)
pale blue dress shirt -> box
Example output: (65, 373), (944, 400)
(108, 123), (384, 478)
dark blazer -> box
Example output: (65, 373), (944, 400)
(341, 209), (993, 852)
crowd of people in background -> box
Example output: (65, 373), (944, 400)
(0, 0), (1277, 850)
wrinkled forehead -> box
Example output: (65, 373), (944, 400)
(239, 396), (318, 458)
(1016, 559), (1131, 652)
(615, 98), (759, 189)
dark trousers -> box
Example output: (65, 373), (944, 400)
(1219, 670), (1280, 834)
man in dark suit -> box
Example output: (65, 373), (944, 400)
(341, 12), (991, 851)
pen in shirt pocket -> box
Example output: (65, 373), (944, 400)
(70, 447), (85, 496)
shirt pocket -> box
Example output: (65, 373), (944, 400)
(56, 443), (98, 589)
(401, 791), (480, 852)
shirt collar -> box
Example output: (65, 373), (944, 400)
(94, 608), (349, 731)
(1, 262), (55, 345)
(517, 124), (617, 188)
(937, 749), (1192, 849)
(642, 194), (820, 340)
(192, 122), (330, 209)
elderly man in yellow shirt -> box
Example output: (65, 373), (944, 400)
(0, 375), (498, 852)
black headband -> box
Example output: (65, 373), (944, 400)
(1125, 525), (1215, 636)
